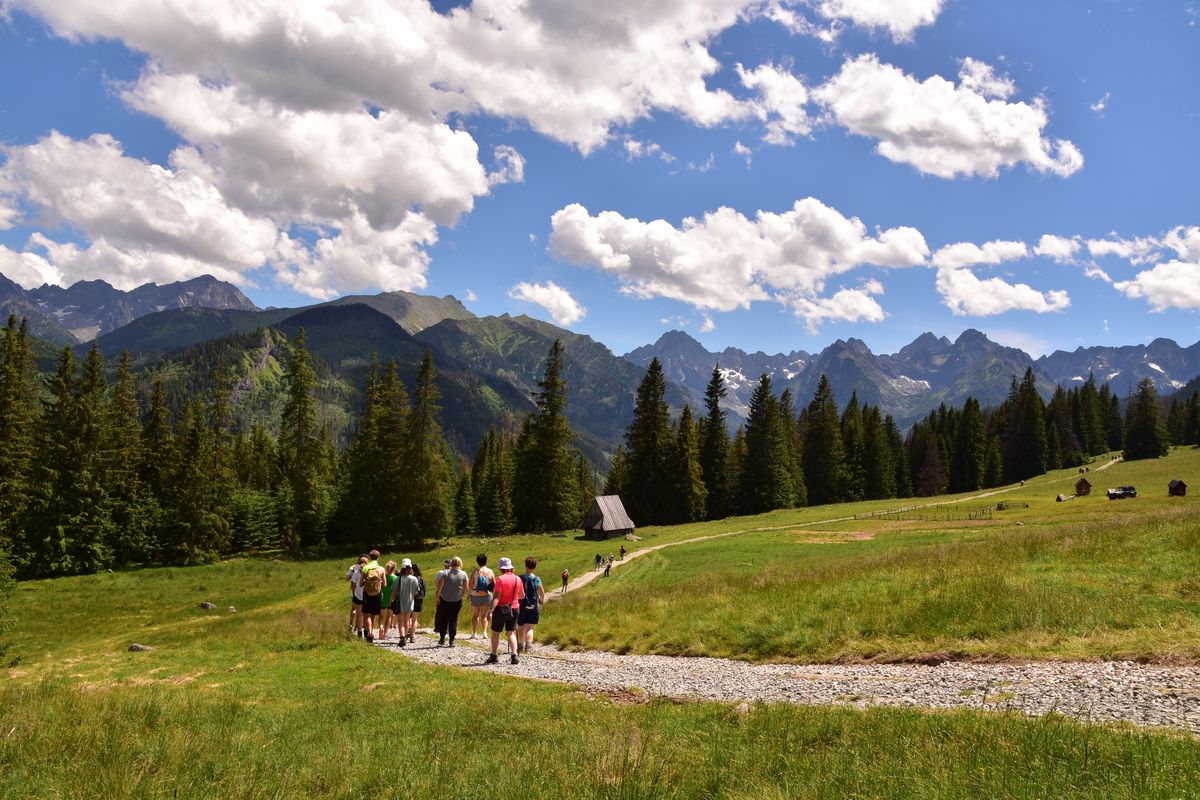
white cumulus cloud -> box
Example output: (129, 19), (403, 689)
(738, 62), (813, 145)
(936, 264), (1071, 316)
(548, 198), (927, 330)
(932, 240), (1029, 269)
(1113, 226), (1200, 310)
(508, 280), (587, 326)
(1034, 234), (1083, 262)
(815, 0), (945, 41)
(815, 54), (1083, 179)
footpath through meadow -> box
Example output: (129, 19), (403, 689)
(377, 457), (1200, 737)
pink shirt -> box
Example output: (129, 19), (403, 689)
(494, 572), (525, 609)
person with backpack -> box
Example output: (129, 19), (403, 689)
(486, 557), (525, 665)
(434, 556), (467, 647)
(560, 567), (569, 594)
(410, 563), (425, 636)
(594, 553), (601, 571)
(380, 560), (399, 640)
(468, 553), (496, 639)
(346, 554), (368, 635)
(517, 557), (545, 653)
(619, 545), (626, 560)
(360, 551), (386, 642)
(394, 559), (421, 647)
(603, 556), (612, 578)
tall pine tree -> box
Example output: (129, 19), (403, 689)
(623, 359), (672, 524)
(802, 375), (845, 506)
(698, 365), (730, 519)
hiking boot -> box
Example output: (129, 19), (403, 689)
(510, 653), (519, 665)
(448, 640), (456, 648)
(485, 654), (498, 664)
(398, 638), (406, 648)
(437, 637), (445, 647)
(365, 633), (374, 643)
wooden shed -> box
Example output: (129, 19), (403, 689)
(580, 495), (636, 540)
(1169, 479), (1188, 497)
(1075, 477), (1092, 496)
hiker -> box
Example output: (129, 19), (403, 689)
(517, 557), (546, 653)
(561, 567), (569, 594)
(411, 563), (425, 634)
(360, 551), (386, 642)
(594, 553), (601, 571)
(619, 545), (626, 560)
(346, 554), (368, 634)
(394, 559), (421, 647)
(469, 553), (496, 639)
(486, 557), (525, 665)
(434, 556), (467, 647)
(603, 557), (612, 578)
(380, 561), (398, 640)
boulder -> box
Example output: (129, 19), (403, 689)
(199, 602), (216, 610)
(128, 643), (155, 652)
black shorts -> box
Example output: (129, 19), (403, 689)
(491, 605), (517, 632)
(362, 593), (382, 616)
(517, 605), (539, 626)
(352, 596), (364, 607)
(390, 596), (401, 614)
(413, 597), (424, 613)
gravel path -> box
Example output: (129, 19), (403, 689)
(375, 628), (1200, 736)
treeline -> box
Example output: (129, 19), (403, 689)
(604, 360), (1167, 526)
(0, 317), (597, 578)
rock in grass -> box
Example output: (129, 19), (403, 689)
(228, 606), (238, 613)
(128, 643), (155, 652)
(200, 602), (216, 610)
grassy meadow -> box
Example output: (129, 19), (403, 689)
(3, 447), (1200, 797)
(541, 447), (1200, 662)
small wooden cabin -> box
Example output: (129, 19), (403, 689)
(1075, 477), (1092, 496)
(1169, 479), (1188, 497)
(580, 495), (636, 540)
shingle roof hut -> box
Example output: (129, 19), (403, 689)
(580, 495), (636, 540)
(1075, 477), (1092, 496)
(1169, 479), (1188, 497)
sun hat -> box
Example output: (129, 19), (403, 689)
(498, 557), (514, 571)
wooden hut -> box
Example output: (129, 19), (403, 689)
(1075, 477), (1092, 496)
(1169, 479), (1188, 497)
(580, 495), (636, 540)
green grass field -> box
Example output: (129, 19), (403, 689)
(3, 448), (1200, 798)
(541, 448), (1200, 663)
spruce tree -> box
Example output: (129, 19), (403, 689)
(0, 316), (36, 551)
(1008, 368), (1048, 481)
(402, 351), (455, 544)
(840, 392), (866, 502)
(475, 428), (514, 534)
(1187, 393), (1200, 446)
(515, 340), (577, 531)
(726, 426), (747, 514)
(1123, 378), (1169, 460)
(603, 445), (629, 498)
(950, 397), (986, 493)
(698, 365), (730, 519)
(883, 415), (911, 498)
(741, 375), (794, 513)
(983, 435), (1004, 488)
(623, 359), (672, 524)
(107, 351), (154, 564)
(574, 451), (595, 522)
(669, 405), (708, 522)
(802, 375), (845, 506)
(279, 329), (327, 551)
(453, 472), (478, 536)
(862, 405), (895, 500)
(1167, 397), (1189, 445)
(779, 388), (806, 507)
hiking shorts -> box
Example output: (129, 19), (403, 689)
(362, 593), (382, 616)
(413, 598), (424, 613)
(470, 593), (492, 607)
(352, 596), (364, 607)
(491, 605), (518, 632)
(517, 605), (539, 626)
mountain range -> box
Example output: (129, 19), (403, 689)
(3, 270), (1199, 454)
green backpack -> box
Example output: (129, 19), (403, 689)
(362, 566), (384, 597)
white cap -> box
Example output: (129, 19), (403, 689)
(401, 558), (412, 568)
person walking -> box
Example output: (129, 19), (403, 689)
(603, 557), (611, 578)
(594, 553), (602, 572)
(486, 557), (525, 665)
(434, 556), (467, 647)
(410, 563), (425, 636)
(394, 559), (421, 647)
(560, 567), (569, 594)
(619, 545), (626, 560)
(346, 554), (367, 635)
(517, 557), (545, 653)
(380, 560), (399, 640)
(360, 552), (386, 642)
(469, 553), (496, 639)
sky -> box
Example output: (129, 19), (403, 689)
(0, 0), (1198, 359)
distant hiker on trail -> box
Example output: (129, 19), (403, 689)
(603, 557), (612, 578)
(469, 553), (496, 639)
(486, 557), (525, 666)
(360, 551), (386, 642)
(561, 568), (569, 594)
(435, 556), (467, 647)
(395, 559), (420, 647)
(517, 557), (546, 653)
(411, 563), (425, 634)
(381, 560), (398, 640)
(346, 554), (367, 634)
(594, 553), (602, 571)
(619, 545), (626, 560)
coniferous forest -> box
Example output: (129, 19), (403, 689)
(0, 313), (1193, 579)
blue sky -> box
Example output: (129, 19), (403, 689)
(1, 0), (1198, 358)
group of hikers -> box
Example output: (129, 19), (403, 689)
(593, 546), (625, 577)
(346, 551), (549, 665)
